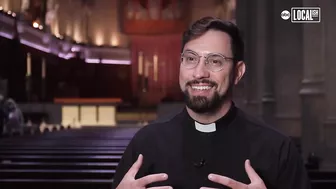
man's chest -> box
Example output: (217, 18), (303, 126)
(146, 139), (252, 189)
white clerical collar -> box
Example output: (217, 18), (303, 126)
(194, 121), (216, 133)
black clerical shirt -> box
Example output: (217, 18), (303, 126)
(111, 104), (311, 189)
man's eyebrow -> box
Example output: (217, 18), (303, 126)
(184, 49), (229, 57)
(183, 48), (196, 53)
(183, 48), (233, 59)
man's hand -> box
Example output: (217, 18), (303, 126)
(116, 154), (172, 189)
(201, 160), (267, 189)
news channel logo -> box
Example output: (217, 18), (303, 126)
(281, 7), (320, 23)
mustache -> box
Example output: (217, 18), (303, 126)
(186, 79), (217, 86)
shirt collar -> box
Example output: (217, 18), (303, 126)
(180, 101), (237, 133)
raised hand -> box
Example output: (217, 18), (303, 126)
(116, 154), (172, 189)
(201, 159), (267, 189)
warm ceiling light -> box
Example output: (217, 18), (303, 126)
(33, 22), (39, 28)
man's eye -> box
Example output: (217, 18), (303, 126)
(187, 57), (195, 61)
(211, 60), (222, 64)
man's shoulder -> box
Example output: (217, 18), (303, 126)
(235, 108), (291, 144)
(132, 109), (184, 141)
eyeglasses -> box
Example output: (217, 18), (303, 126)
(180, 50), (234, 72)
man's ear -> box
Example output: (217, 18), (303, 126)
(234, 61), (246, 85)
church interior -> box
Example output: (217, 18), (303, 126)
(0, 0), (335, 188)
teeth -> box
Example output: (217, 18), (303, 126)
(191, 86), (212, 90)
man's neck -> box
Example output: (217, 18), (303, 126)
(186, 100), (233, 124)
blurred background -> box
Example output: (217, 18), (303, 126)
(0, 0), (335, 188)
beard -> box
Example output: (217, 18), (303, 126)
(183, 79), (234, 114)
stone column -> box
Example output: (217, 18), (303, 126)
(236, 0), (276, 124)
(26, 52), (32, 102)
(260, 0), (276, 125)
(300, 0), (326, 160)
(244, 0), (264, 118)
(41, 58), (46, 101)
(234, 0), (250, 111)
(321, 0), (336, 169)
(20, 0), (30, 12)
(272, 0), (303, 137)
(235, 0), (264, 119)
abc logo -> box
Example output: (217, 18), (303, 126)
(281, 10), (290, 20)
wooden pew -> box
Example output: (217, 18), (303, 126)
(0, 126), (137, 189)
(309, 170), (336, 180)
(3, 126), (336, 189)
(0, 179), (114, 189)
(0, 169), (116, 179)
(0, 162), (119, 170)
(311, 179), (336, 189)
(308, 170), (336, 188)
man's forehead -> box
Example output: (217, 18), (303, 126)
(183, 39), (232, 56)
(185, 30), (231, 44)
(183, 31), (232, 55)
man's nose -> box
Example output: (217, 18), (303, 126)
(193, 59), (210, 79)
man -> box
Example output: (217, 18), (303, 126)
(111, 17), (311, 189)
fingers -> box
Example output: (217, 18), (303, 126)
(124, 154), (170, 187)
(204, 160), (265, 189)
(126, 154), (143, 178)
(137, 173), (169, 186)
(245, 159), (262, 183)
(147, 186), (172, 189)
(207, 173), (246, 189)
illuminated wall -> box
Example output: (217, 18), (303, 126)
(0, 0), (10, 11)
(56, 0), (128, 47)
(0, 0), (20, 12)
(0, 0), (129, 47)
(0, 0), (235, 47)
(190, 0), (236, 23)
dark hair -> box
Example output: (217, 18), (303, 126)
(181, 17), (244, 63)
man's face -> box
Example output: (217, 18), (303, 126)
(179, 30), (244, 113)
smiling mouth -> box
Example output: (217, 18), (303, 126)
(190, 85), (214, 91)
